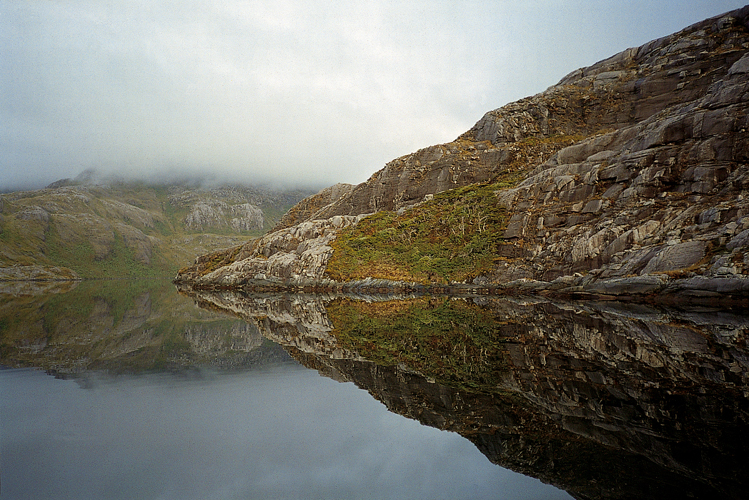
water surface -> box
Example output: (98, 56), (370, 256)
(0, 280), (571, 499)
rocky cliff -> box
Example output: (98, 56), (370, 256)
(176, 7), (749, 302)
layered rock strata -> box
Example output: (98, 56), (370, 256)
(485, 43), (749, 297)
(176, 7), (749, 301)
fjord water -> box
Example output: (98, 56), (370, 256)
(2, 366), (568, 500)
(0, 280), (570, 500)
(3, 280), (749, 499)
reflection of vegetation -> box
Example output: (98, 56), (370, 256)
(327, 297), (509, 392)
(326, 174), (521, 284)
(41, 279), (160, 330)
(0, 280), (289, 373)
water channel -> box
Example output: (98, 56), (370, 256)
(1, 279), (747, 499)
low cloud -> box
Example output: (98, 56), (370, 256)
(1, 0), (742, 191)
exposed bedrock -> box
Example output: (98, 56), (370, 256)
(176, 7), (749, 300)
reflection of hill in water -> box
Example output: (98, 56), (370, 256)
(0, 280), (292, 373)
(4, 280), (747, 498)
(180, 288), (749, 500)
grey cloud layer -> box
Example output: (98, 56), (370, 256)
(1, 0), (743, 190)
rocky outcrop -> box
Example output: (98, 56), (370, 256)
(310, 7), (749, 220)
(168, 184), (314, 233)
(474, 12), (749, 298)
(482, 43), (749, 295)
(273, 183), (355, 230)
(176, 214), (369, 288)
(483, 46), (749, 288)
(176, 7), (749, 300)
(183, 201), (264, 232)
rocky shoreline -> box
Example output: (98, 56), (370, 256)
(175, 272), (749, 307)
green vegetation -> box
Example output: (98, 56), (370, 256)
(39, 279), (166, 335)
(327, 297), (509, 393)
(0, 182), (309, 279)
(188, 245), (244, 277)
(325, 132), (590, 284)
(45, 226), (174, 279)
(327, 173), (523, 284)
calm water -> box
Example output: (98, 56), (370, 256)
(0, 280), (571, 500)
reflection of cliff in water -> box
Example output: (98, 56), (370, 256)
(182, 287), (749, 500)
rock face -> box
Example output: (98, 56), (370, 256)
(183, 201), (264, 232)
(273, 183), (355, 230)
(176, 8), (749, 299)
(176, 214), (370, 288)
(168, 186), (283, 232)
(490, 40), (749, 288)
(313, 7), (749, 221)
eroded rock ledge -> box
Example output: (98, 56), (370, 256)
(176, 7), (749, 303)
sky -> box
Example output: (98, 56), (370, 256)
(1, 1), (746, 192)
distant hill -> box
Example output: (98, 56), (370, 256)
(0, 180), (313, 280)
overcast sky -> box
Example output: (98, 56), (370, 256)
(1, 1), (745, 191)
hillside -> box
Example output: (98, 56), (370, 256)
(180, 7), (748, 301)
(0, 180), (312, 281)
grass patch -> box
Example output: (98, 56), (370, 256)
(325, 132), (590, 284)
(45, 224), (176, 278)
(326, 173), (523, 284)
(186, 244), (244, 277)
